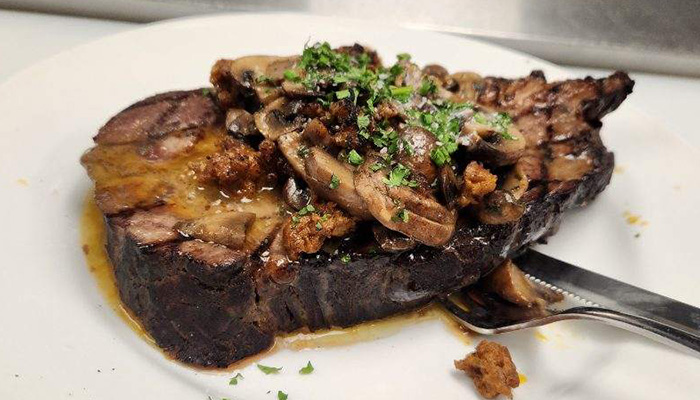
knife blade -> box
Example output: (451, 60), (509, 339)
(515, 249), (700, 337)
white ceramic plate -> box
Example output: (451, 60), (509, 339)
(0, 13), (698, 400)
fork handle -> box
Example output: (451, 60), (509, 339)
(566, 307), (700, 356)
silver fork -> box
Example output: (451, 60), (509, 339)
(441, 249), (700, 356)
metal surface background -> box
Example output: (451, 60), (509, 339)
(3, 0), (700, 75)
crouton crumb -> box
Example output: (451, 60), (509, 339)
(454, 340), (520, 399)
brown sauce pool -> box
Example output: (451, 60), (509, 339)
(80, 193), (472, 370)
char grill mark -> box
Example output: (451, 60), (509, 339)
(85, 56), (633, 367)
(94, 90), (220, 145)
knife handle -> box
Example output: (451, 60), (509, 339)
(566, 307), (700, 356)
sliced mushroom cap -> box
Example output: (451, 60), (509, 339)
(502, 165), (529, 200)
(225, 108), (257, 136)
(396, 126), (439, 185)
(303, 147), (373, 219)
(450, 71), (483, 102)
(282, 177), (312, 211)
(254, 97), (304, 141)
(211, 55), (298, 107)
(244, 215), (282, 253)
(482, 259), (545, 308)
(482, 259), (564, 308)
(355, 155), (456, 247)
(281, 80), (323, 98)
(394, 60), (423, 89)
(372, 224), (417, 252)
(477, 190), (525, 225)
(459, 116), (526, 166)
(176, 211), (256, 249)
(422, 64), (449, 81)
(302, 118), (333, 148)
(438, 165), (460, 209)
(277, 131), (307, 178)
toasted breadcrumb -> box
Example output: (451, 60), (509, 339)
(283, 202), (355, 259)
(192, 136), (263, 193)
(455, 340), (519, 399)
(458, 161), (497, 207)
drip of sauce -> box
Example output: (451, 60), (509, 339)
(80, 194), (472, 369)
(518, 373), (527, 384)
(80, 193), (153, 343)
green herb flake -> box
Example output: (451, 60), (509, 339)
(297, 204), (316, 216)
(277, 391), (288, 400)
(297, 145), (309, 158)
(257, 364), (282, 375)
(340, 254), (351, 264)
(370, 162), (384, 172)
(335, 89), (351, 99)
(389, 86), (413, 102)
(299, 361), (314, 375)
(315, 221), (322, 231)
(383, 164), (416, 188)
(201, 88), (211, 96)
(228, 372), (244, 386)
(397, 53), (412, 61)
(329, 174), (340, 189)
(283, 69), (301, 82)
(257, 75), (274, 84)
(357, 114), (370, 130)
(431, 147), (451, 167)
(392, 209), (410, 223)
(418, 79), (437, 96)
(347, 150), (364, 166)
(493, 112), (517, 140)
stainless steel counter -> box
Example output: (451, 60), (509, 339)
(2, 0), (700, 76)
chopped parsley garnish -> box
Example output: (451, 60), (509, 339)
(335, 89), (351, 99)
(389, 86), (413, 102)
(298, 204), (315, 216)
(257, 364), (282, 374)
(329, 174), (340, 189)
(492, 112), (517, 140)
(392, 209), (409, 223)
(418, 79), (437, 96)
(257, 75), (274, 84)
(340, 254), (351, 264)
(370, 162), (385, 172)
(283, 69), (300, 81)
(228, 372), (244, 385)
(347, 150), (364, 166)
(315, 213), (329, 230)
(201, 88), (211, 96)
(406, 101), (472, 166)
(278, 391), (288, 400)
(299, 361), (314, 375)
(383, 164), (418, 188)
(473, 111), (517, 140)
(297, 145), (309, 158)
(357, 114), (370, 129)
(288, 42), (515, 173)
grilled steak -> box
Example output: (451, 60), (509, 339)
(81, 43), (633, 367)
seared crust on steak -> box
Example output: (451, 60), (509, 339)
(83, 49), (633, 367)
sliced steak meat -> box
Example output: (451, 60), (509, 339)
(94, 90), (220, 145)
(84, 56), (633, 368)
